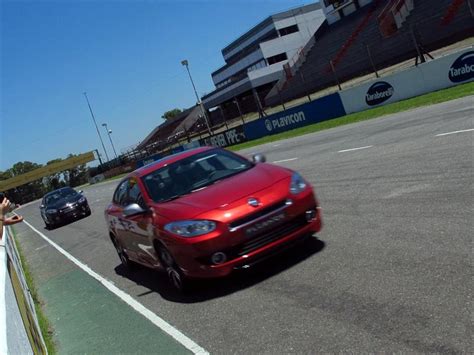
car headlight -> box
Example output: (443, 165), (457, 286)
(290, 172), (307, 195)
(164, 220), (216, 237)
(78, 197), (86, 203)
(46, 209), (58, 214)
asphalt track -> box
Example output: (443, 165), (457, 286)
(15, 96), (473, 353)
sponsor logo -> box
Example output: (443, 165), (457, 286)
(365, 81), (394, 106)
(247, 197), (260, 207)
(265, 119), (273, 131)
(264, 111), (306, 132)
(203, 128), (246, 148)
(449, 51), (474, 83)
(245, 212), (286, 236)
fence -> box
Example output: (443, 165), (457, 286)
(339, 46), (474, 113)
(1, 226), (47, 354)
(265, 0), (474, 107)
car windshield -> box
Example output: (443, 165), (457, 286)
(142, 149), (253, 203)
(45, 188), (77, 205)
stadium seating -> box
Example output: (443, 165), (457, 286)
(266, 0), (474, 106)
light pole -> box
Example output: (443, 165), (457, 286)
(102, 123), (118, 160)
(181, 59), (212, 135)
(83, 92), (110, 163)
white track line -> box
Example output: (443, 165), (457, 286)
(272, 158), (298, 163)
(435, 128), (474, 137)
(21, 219), (209, 355)
(338, 145), (373, 153)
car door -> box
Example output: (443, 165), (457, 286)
(108, 180), (130, 249)
(120, 178), (156, 266)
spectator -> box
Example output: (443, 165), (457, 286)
(0, 196), (24, 240)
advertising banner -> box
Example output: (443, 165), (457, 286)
(339, 47), (474, 114)
(243, 93), (346, 140)
(0, 151), (96, 192)
(199, 125), (247, 148)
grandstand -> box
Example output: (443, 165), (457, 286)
(265, 0), (474, 106)
(112, 0), (472, 175)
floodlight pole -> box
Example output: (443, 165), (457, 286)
(181, 59), (213, 136)
(83, 92), (110, 162)
(102, 123), (118, 160)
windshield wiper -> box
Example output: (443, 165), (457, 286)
(159, 189), (195, 202)
(159, 195), (182, 203)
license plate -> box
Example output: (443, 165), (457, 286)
(245, 212), (286, 236)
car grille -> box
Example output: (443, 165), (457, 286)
(234, 214), (307, 256)
(60, 203), (78, 214)
(228, 200), (288, 231)
(196, 213), (310, 265)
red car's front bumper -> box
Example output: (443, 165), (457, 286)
(165, 191), (322, 279)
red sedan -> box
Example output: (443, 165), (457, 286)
(105, 147), (322, 291)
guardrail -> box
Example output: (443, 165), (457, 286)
(1, 226), (47, 354)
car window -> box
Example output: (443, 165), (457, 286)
(60, 187), (77, 198)
(128, 180), (145, 208)
(45, 193), (62, 205)
(142, 149), (253, 203)
(113, 180), (129, 206)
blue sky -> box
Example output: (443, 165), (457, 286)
(1, 0), (312, 171)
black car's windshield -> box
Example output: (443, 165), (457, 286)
(45, 188), (77, 205)
(142, 149), (253, 203)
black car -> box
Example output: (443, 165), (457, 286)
(40, 187), (91, 228)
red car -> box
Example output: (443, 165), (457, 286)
(105, 147), (322, 291)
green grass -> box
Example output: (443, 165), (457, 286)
(10, 227), (57, 354)
(229, 81), (474, 151)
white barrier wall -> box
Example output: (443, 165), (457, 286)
(1, 227), (46, 354)
(340, 47), (474, 114)
(1, 229), (8, 354)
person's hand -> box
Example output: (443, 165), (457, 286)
(4, 214), (24, 225)
(0, 197), (11, 215)
(1, 197), (23, 226)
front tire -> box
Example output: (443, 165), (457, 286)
(158, 246), (188, 292)
(43, 217), (53, 229)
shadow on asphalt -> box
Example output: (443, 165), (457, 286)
(114, 237), (326, 303)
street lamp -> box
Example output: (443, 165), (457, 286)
(102, 123), (118, 160)
(181, 59), (212, 135)
(83, 92), (110, 163)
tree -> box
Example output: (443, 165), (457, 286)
(162, 108), (182, 120)
(7, 161), (45, 204)
(64, 154), (89, 187)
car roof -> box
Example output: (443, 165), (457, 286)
(132, 146), (216, 178)
(44, 186), (75, 197)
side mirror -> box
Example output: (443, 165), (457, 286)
(40, 204), (45, 209)
(79, 190), (84, 194)
(123, 203), (148, 217)
(252, 153), (266, 163)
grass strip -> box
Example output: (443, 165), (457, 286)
(10, 227), (57, 354)
(230, 81), (474, 151)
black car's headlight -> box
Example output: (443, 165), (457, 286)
(78, 197), (87, 204)
(289, 172), (307, 195)
(165, 220), (216, 237)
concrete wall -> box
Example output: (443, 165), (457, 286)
(223, 23), (275, 62)
(339, 47), (474, 113)
(213, 49), (264, 85)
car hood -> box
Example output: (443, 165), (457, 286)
(154, 163), (291, 220)
(45, 195), (82, 209)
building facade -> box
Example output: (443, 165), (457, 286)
(202, 2), (325, 121)
(321, 0), (374, 25)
